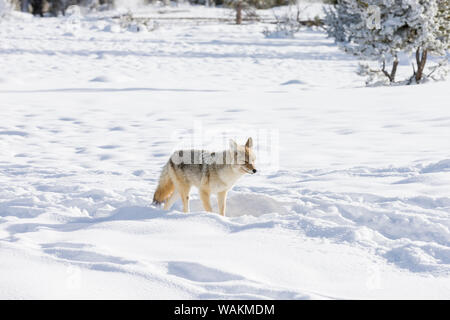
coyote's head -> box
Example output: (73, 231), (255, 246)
(229, 137), (257, 174)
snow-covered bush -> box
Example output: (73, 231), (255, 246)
(425, 58), (449, 81)
(262, 2), (304, 38)
(263, 1), (324, 38)
(262, 22), (297, 39)
(357, 62), (392, 86)
(325, 0), (450, 84)
(116, 11), (158, 32)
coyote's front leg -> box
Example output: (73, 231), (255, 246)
(200, 189), (213, 212)
(217, 191), (228, 216)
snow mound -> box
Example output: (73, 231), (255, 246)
(421, 159), (450, 173)
(189, 192), (289, 217)
(281, 79), (305, 85)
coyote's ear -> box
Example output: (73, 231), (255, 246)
(245, 137), (253, 149)
(229, 139), (238, 151)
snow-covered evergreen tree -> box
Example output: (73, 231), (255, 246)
(405, 0), (449, 83)
(325, 0), (450, 84)
(436, 0), (450, 47)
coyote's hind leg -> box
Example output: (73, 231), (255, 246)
(200, 189), (213, 212)
(164, 190), (180, 210)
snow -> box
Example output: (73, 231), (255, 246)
(0, 3), (449, 299)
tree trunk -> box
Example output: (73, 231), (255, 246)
(31, 0), (43, 17)
(390, 57), (399, 83)
(236, 2), (242, 25)
(381, 57), (399, 83)
(415, 48), (428, 83)
(21, 0), (30, 12)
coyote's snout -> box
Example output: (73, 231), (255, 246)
(153, 138), (256, 216)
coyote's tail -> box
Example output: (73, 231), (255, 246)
(152, 162), (175, 205)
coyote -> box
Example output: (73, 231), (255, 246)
(153, 138), (257, 216)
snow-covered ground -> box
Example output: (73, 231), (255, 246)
(0, 3), (449, 299)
